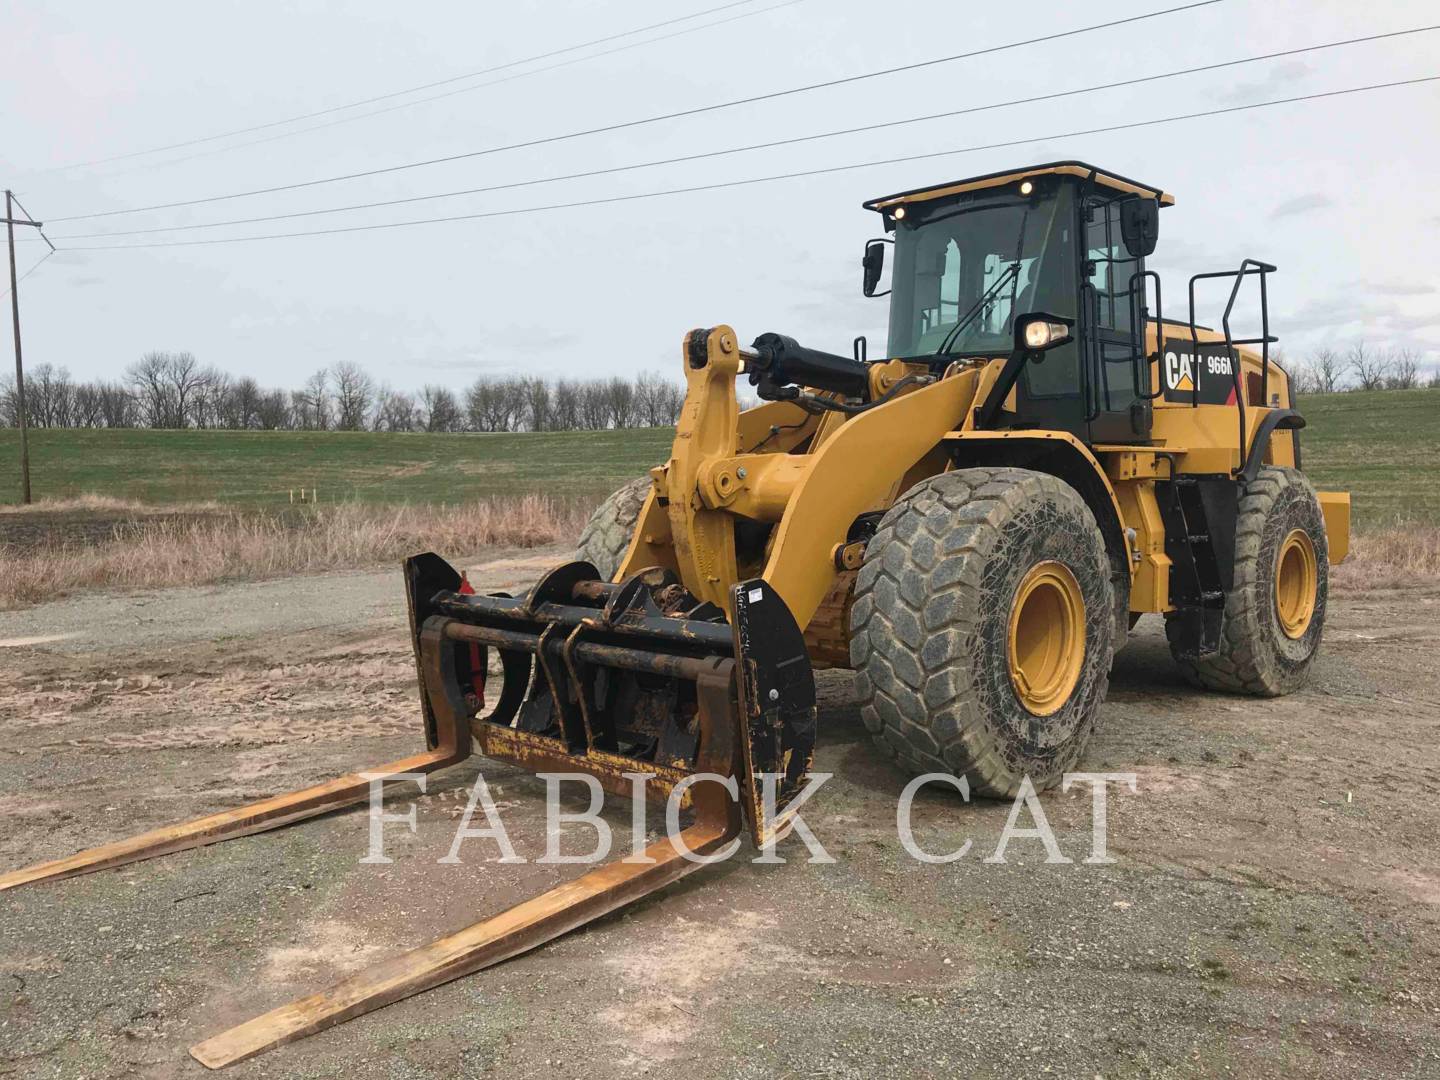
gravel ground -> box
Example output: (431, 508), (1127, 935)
(1, 554), (1438, 1079)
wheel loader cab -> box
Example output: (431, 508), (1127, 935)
(867, 162), (1170, 446)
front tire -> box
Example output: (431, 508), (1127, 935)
(850, 468), (1116, 796)
(575, 477), (650, 581)
(1167, 466), (1328, 696)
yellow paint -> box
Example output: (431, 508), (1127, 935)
(1110, 478), (1171, 612)
(698, 452), (808, 521)
(1275, 528), (1319, 639)
(1143, 321), (1302, 474)
(1007, 560), (1086, 715)
(866, 163), (1176, 212)
(614, 480), (677, 582)
(664, 327), (742, 610)
(762, 369), (979, 629)
(1097, 447), (1174, 482)
(1317, 491), (1350, 564)
(735, 399), (815, 454)
(942, 430), (1133, 567)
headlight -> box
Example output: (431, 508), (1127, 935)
(1023, 320), (1069, 350)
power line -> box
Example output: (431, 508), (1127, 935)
(60, 75), (1439, 252)
(6, 193), (56, 252)
(47, 25), (1438, 242)
(46, 0), (1225, 224)
(0, 250), (53, 300)
(41, 0), (772, 172)
(86, 0), (809, 179)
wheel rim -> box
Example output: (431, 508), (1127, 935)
(1007, 561), (1086, 716)
(1275, 528), (1318, 639)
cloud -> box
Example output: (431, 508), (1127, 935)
(1381, 309), (1440, 334)
(1353, 281), (1438, 297)
(388, 327), (587, 376)
(68, 275), (104, 287)
(1148, 234), (1246, 275)
(1270, 193), (1331, 219)
(408, 354), (514, 372)
(47, 251), (91, 266)
(479, 326), (582, 354)
(1284, 294), (1396, 331)
(1283, 290), (1440, 339)
(1216, 60), (1312, 105)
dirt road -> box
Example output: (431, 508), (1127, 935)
(2, 552), (1438, 1079)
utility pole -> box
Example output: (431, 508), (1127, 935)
(4, 189), (50, 505)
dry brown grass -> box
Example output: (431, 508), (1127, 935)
(0, 496), (592, 609)
(0, 494), (219, 516)
(2, 494), (1434, 610)
(1333, 525), (1440, 591)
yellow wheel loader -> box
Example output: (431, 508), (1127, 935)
(2, 161), (1350, 1066)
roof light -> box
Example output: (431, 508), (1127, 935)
(1019, 180), (1035, 196)
(892, 205), (907, 221)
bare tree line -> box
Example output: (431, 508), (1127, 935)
(1287, 343), (1437, 395)
(4, 341), (1432, 432)
(0, 353), (686, 432)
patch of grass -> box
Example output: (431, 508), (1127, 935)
(1296, 388), (1440, 528)
(0, 427), (675, 509)
(0, 494), (150, 515)
(1333, 525), (1440, 589)
(1200, 957), (1232, 980)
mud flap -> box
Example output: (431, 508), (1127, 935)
(731, 578), (818, 847)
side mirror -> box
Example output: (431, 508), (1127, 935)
(1015, 311), (1074, 355)
(862, 239), (891, 297)
(1120, 198), (1160, 258)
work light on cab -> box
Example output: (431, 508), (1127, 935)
(1019, 313), (1074, 352)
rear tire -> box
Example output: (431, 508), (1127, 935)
(576, 477), (650, 581)
(850, 468), (1115, 797)
(1167, 466), (1328, 696)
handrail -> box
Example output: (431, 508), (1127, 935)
(1128, 269), (1165, 401)
(1187, 260), (1279, 478)
(1078, 280), (1099, 421)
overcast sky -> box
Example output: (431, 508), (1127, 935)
(3, 0), (1438, 391)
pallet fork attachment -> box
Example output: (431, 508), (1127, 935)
(0, 553), (815, 1068)
(0, 708), (473, 894)
(189, 724), (741, 1068)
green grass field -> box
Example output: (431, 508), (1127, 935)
(0, 426), (675, 508)
(1294, 389), (1440, 528)
(0, 388), (1434, 526)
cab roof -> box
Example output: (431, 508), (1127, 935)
(863, 160), (1175, 213)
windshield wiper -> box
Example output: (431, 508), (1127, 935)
(932, 261), (1020, 359)
(932, 201), (1033, 360)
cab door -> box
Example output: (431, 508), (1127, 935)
(1081, 198), (1152, 444)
